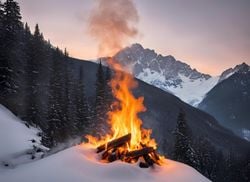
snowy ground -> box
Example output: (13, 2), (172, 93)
(0, 105), (210, 182)
(0, 144), (210, 182)
(0, 105), (46, 169)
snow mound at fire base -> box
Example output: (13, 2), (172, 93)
(0, 105), (209, 182)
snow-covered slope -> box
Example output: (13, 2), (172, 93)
(114, 44), (218, 106)
(0, 105), (209, 182)
(0, 144), (210, 182)
(0, 105), (45, 168)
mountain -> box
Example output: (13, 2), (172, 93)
(198, 63), (250, 141)
(114, 43), (250, 142)
(3, 56), (250, 180)
(70, 60), (250, 155)
(73, 60), (250, 181)
(218, 62), (250, 83)
(114, 43), (219, 106)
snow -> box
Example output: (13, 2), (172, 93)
(0, 105), (45, 168)
(0, 105), (41, 160)
(137, 70), (219, 106)
(167, 74), (219, 106)
(222, 72), (234, 81)
(242, 129), (250, 141)
(0, 105), (210, 182)
(137, 68), (166, 85)
(0, 144), (210, 182)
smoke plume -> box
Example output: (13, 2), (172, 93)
(88, 0), (139, 57)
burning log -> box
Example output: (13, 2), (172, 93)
(125, 147), (156, 167)
(102, 150), (110, 159)
(139, 162), (149, 168)
(96, 133), (162, 168)
(107, 153), (117, 162)
(125, 147), (154, 159)
(143, 153), (154, 166)
(97, 134), (131, 153)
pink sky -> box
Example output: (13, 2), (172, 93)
(17, 0), (250, 75)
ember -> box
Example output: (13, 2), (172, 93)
(96, 133), (162, 168)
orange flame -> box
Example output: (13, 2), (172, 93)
(86, 0), (163, 163)
(86, 58), (157, 151)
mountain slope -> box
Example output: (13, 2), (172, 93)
(72, 60), (250, 156)
(2, 59), (250, 181)
(114, 44), (218, 106)
(199, 63), (250, 140)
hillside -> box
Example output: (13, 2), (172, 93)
(199, 63), (250, 140)
(0, 105), (46, 168)
(72, 59), (250, 156)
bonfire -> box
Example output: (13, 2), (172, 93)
(85, 0), (164, 168)
(86, 58), (164, 168)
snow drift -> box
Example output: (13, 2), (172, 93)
(1, 144), (210, 182)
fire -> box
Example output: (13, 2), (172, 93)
(85, 0), (164, 165)
(86, 58), (157, 151)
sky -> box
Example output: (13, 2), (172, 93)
(17, 0), (250, 75)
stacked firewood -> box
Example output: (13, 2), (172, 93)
(96, 133), (161, 168)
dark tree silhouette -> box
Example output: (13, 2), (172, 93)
(73, 66), (89, 137)
(0, 0), (22, 102)
(94, 61), (108, 136)
(173, 109), (197, 167)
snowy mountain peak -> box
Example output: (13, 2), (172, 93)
(219, 62), (250, 82)
(234, 62), (250, 74)
(114, 43), (215, 106)
(115, 43), (211, 81)
(113, 44), (248, 107)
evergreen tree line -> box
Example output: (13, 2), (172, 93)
(172, 109), (250, 182)
(0, 0), (111, 148)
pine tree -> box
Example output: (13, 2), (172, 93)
(74, 66), (89, 137)
(21, 23), (32, 116)
(94, 61), (107, 136)
(0, 0), (5, 95)
(25, 24), (45, 126)
(64, 48), (69, 57)
(61, 54), (72, 137)
(0, 0), (3, 40)
(195, 138), (217, 180)
(104, 66), (113, 112)
(0, 0), (22, 102)
(61, 55), (77, 138)
(224, 148), (243, 181)
(242, 152), (250, 182)
(12, 22), (32, 118)
(42, 48), (67, 147)
(173, 109), (197, 167)
(41, 118), (57, 148)
(214, 150), (227, 182)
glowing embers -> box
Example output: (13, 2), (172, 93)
(95, 133), (162, 168)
